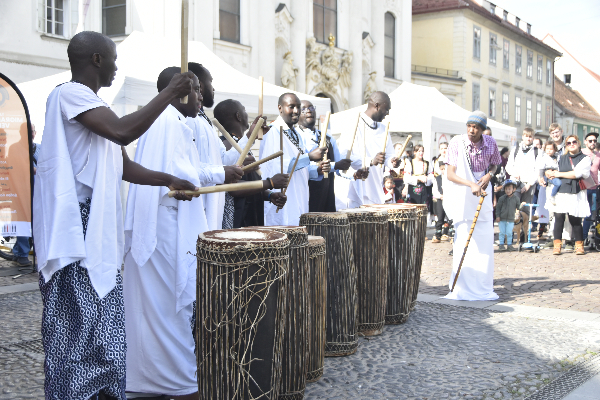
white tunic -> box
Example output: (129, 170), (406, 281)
(546, 155), (592, 218)
(124, 106), (210, 395)
(443, 135), (498, 301)
(185, 114), (248, 231)
(34, 82), (124, 298)
(260, 116), (312, 226)
(337, 112), (395, 207)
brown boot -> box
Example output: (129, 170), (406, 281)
(553, 239), (562, 255)
(575, 241), (585, 255)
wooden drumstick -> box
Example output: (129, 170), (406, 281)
(168, 180), (264, 197)
(180, 0), (189, 104)
(236, 117), (263, 166)
(396, 134), (413, 160)
(276, 150), (301, 213)
(343, 113), (361, 174)
(212, 119), (243, 153)
(241, 151), (283, 172)
(451, 193), (487, 292)
(320, 111), (331, 179)
(280, 126), (284, 177)
(379, 121), (391, 169)
(258, 76), (264, 140)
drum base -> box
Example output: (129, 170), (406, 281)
(385, 313), (409, 325)
(306, 368), (323, 383)
(279, 390), (305, 400)
(410, 300), (417, 311)
(325, 341), (358, 357)
(358, 321), (385, 336)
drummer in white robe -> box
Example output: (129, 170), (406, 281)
(123, 68), (234, 399)
(337, 91), (399, 208)
(260, 93), (328, 226)
(444, 111), (502, 301)
(185, 62), (254, 230)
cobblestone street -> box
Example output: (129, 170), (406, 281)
(1, 242), (600, 399)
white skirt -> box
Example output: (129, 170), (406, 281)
(546, 190), (590, 218)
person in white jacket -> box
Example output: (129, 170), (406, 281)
(505, 127), (539, 210)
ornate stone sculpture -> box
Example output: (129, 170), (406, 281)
(281, 51), (299, 91)
(339, 51), (353, 88)
(363, 71), (377, 103)
(306, 37), (322, 86)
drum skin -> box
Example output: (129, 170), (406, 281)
(299, 212), (358, 357)
(339, 209), (389, 336)
(196, 229), (289, 400)
(245, 226), (309, 400)
(360, 204), (417, 324)
(306, 235), (326, 383)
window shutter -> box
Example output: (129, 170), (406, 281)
(37, 0), (46, 33)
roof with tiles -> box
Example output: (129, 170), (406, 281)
(412, 0), (561, 56)
(554, 76), (600, 123)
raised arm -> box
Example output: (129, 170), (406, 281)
(75, 73), (195, 146)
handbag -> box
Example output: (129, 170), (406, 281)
(570, 157), (597, 190)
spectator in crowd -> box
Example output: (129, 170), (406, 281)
(581, 131), (599, 244)
(549, 123), (567, 155)
(506, 127), (539, 208)
(483, 127), (492, 136)
(383, 175), (401, 203)
(496, 180), (520, 251)
(402, 144), (433, 204)
(535, 140), (561, 240)
(533, 137), (543, 149)
(12, 123), (39, 267)
(388, 141), (407, 199)
(546, 135), (592, 255)
(431, 159), (450, 243)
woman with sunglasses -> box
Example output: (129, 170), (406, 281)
(546, 135), (593, 255)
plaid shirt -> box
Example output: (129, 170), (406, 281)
(446, 134), (502, 172)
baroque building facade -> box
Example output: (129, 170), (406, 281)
(1, 0), (412, 112)
(411, 0), (561, 141)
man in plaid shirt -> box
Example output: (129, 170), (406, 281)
(443, 111), (502, 301)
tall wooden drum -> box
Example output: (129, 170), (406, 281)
(306, 235), (326, 383)
(245, 226), (309, 400)
(361, 204), (417, 324)
(196, 229), (289, 400)
(339, 209), (389, 336)
(411, 204), (428, 311)
(299, 212), (358, 357)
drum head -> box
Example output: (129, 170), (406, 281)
(199, 229), (288, 249)
(243, 226), (308, 247)
(338, 208), (388, 223)
(307, 235), (325, 246)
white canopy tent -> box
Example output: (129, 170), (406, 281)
(329, 82), (517, 160)
(18, 30), (331, 143)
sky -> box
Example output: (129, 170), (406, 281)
(493, 0), (600, 73)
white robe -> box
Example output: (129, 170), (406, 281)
(124, 105), (209, 395)
(337, 112), (395, 208)
(33, 83), (124, 298)
(443, 135), (498, 301)
(260, 116), (311, 226)
(185, 114), (248, 231)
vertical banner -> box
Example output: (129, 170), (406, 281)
(0, 73), (34, 237)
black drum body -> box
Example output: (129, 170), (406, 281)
(306, 235), (326, 382)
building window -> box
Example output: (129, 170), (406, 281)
(489, 89), (496, 118)
(536, 101), (542, 128)
(502, 92), (509, 121)
(490, 3), (496, 14)
(546, 104), (551, 128)
(489, 33), (497, 65)
(503, 39), (510, 69)
(314, 0), (337, 45)
(46, 0), (66, 37)
(515, 45), (522, 74)
(472, 83), (480, 111)
(102, 0), (126, 37)
(527, 50), (533, 78)
(515, 96), (521, 123)
(384, 12), (395, 78)
(473, 26), (481, 59)
(546, 59), (552, 85)
(527, 23), (531, 34)
(526, 98), (532, 125)
(219, 0), (240, 43)
(516, 17), (520, 28)
(503, 10), (508, 21)
(537, 55), (543, 82)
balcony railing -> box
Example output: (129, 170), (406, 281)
(411, 64), (460, 78)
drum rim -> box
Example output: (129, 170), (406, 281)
(198, 229), (288, 249)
